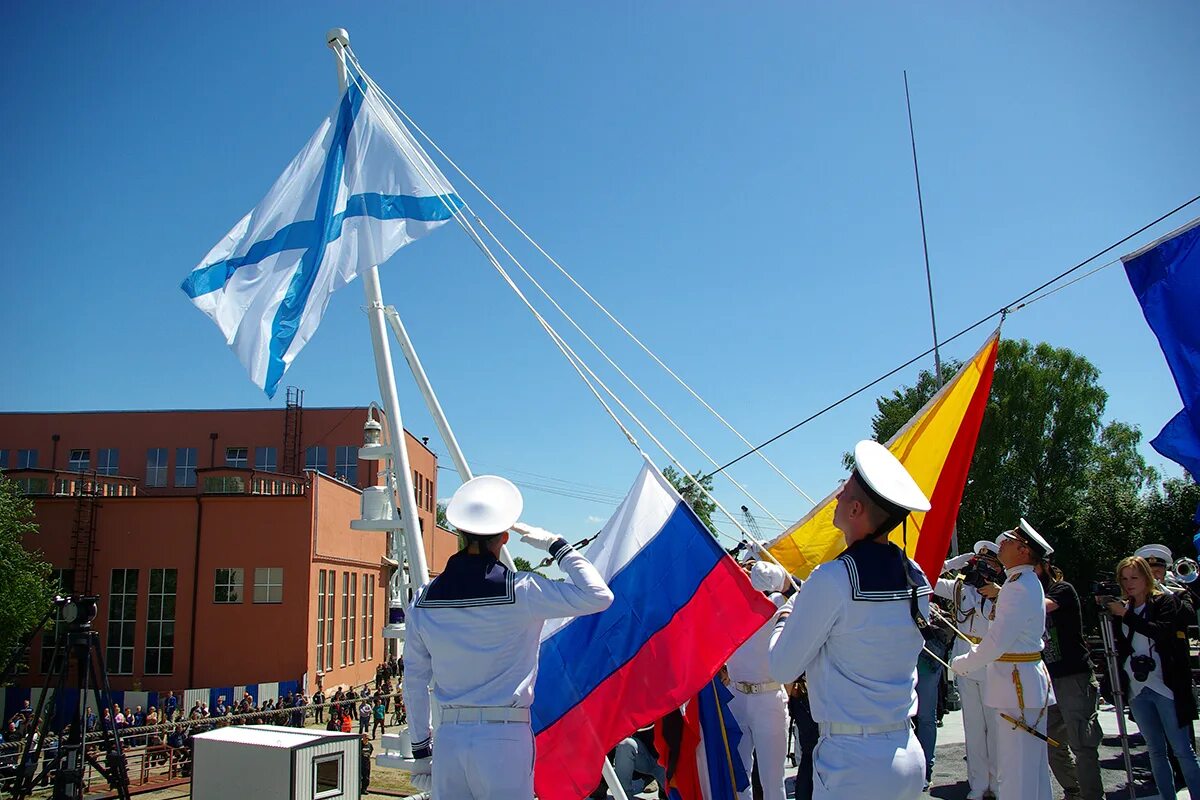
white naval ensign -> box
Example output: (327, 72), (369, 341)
(952, 519), (1055, 800)
(401, 476), (613, 799)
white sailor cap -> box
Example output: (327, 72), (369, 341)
(973, 540), (999, 556)
(445, 475), (524, 535)
(1135, 544), (1173, 566)
(750, 561), (788, 592)
(1000, 518), (1053, 557)
(852, 440), (931, 515)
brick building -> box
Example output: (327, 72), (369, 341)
(0, 405), (457, 706)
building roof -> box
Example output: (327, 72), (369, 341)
(192, 724), (358, 749)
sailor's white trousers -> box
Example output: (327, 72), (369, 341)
(432, 720), (534, 799)
(959, 676), (999, 797)
(812, 727), (925, 800)
(729, 686), (789, 800)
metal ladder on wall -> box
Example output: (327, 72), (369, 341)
(69, 471), (102, 595)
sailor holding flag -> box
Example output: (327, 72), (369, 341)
(951, 519), (1056, 800)
(401, 476), (613, 799)
(726, 560), (791, 800)
(768, 440), (933, 800)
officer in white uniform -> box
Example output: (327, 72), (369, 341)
(726, 560), (790, 800)
(401, 476), (613, 799)
(952, 519), (1055, 800)
(768, 440), (932, 800)
(935, 540), (1002, 800)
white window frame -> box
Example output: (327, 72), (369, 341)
(214, 568), (244, 603)
(313, 753), (343, 798)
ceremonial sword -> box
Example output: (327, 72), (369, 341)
(999, 712), (1061, 748)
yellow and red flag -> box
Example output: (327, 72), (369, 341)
(767, 330), (1001, 581)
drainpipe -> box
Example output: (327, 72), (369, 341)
(188, 494), (203, 687)
(208, 432), (219, 467)
(51, 434), (60, 470)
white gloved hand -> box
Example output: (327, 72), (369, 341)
(950, 654), (972, 677)
(401, 755), (432, 791)
(511, 522), (560, 552)
(943, 553), (974, 573)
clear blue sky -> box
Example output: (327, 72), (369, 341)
(2, 2), (1198, 565)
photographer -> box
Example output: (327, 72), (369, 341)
(1103, 555), (1200, 798)
(1036, 561), (1102, 800)
(935, 539), (1002, 800)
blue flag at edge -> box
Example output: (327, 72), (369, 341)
(1123, 218), (1200, 480)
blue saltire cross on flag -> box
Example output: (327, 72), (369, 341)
(181, 63), (461, 397)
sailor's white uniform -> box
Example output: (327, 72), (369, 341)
(934, 558), (1000, 799)
(726, 591), (789, 800)
(768, 540), (931, 800)
(952, 564), (1054, 800)
(403, 540), (612, 799)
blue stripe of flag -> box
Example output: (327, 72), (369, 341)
(531, 501), (725, 735)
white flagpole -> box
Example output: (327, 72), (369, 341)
(383, 306), (517, 571)
(327, 29), (430, 599)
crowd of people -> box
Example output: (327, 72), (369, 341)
(0, 655), (408, 795)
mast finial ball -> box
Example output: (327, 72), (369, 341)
(326, 28), (350, 50)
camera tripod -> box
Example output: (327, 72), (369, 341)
(3, 596), (131, 800)
(1097, 609), (1137, 800)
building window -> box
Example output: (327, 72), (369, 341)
(107, 569), (138, 675)
(427, 477), (434, 511)
(305, 446), (326, 474)
(349, 573), (357, 664)
(255, 446), (277, 472)
(15, 477), (49, 495)
(413, 471), (423, 509)
(17, 449), (37, 469)
(203, 475), (245, 494)
(334, 446), (358, 485)
(68, 449), (90, 473)
(175, 447), (197, 487)
(145, 568), (177, 675)
(313, 753), (343, 798)
(340, 572), (349, 667)
(254, 567), (283, 604)
(214, 568), (243, 603)
(367, 576), (375, 660)
(0, 449), (7, 469)
(325, 570), (335, 670)
(316, 571), (327, 673)
(360, 574), (370, 661)
(225, 447), (248, 469)
(40, 569), (76, 673)
(96, 448), (119, 476)
(144, 448), (168, 488)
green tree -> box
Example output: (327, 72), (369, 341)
(662, 466), (717, 534)
(512, 555), (547, 576)
(956, 340), (1108, 554)
(0, 476), (56, 678)
(436, 502), (451, 530)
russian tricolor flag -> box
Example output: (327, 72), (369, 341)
(531, 459), (776, 799)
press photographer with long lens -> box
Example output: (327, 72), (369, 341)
(1034, 559), (1103, 800)
(1102, 555), (1200, 798)
(934, 540), (1003, 800)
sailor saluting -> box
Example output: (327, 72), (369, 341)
(768, 440), (934, 800)
(951, 519), (1056, 800)
(401, 475), (613, 799)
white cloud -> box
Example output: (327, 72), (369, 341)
(586, 515), (605, 524)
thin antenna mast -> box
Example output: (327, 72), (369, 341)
(904, 71), (943, 385)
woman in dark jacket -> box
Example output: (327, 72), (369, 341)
(1104, 555), (1200, 798)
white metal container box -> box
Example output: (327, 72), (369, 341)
(192, 724), (361, 800)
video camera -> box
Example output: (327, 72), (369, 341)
(963, 556), (1004, 589)
(1092, 579), (1122, 603)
